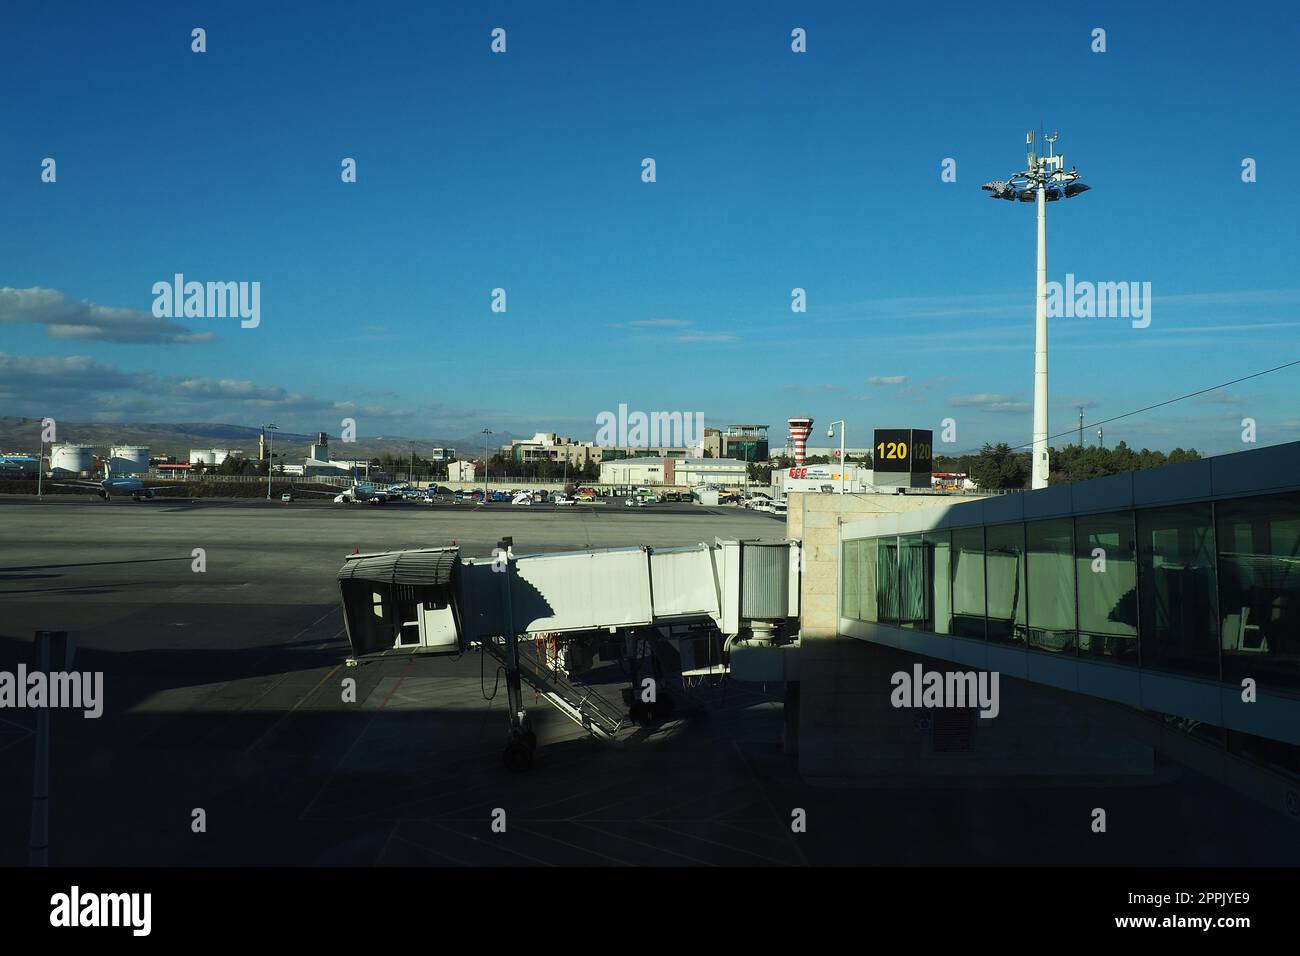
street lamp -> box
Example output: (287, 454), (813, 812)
(827, 421), (845, 496)
(262, 423), (279, 499)
(481, 428), (493, 502)
(35, 424), (44, 499)
(983, 130), (1091, 490)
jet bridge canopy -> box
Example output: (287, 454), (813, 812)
(337, 548), (458, 588)
(338, 547), (460, 656)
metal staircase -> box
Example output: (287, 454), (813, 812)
(479, 635), (627, 742)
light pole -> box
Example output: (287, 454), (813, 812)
(263, 423), (278, 498)
(983, 130), (1090, 490)
(35, 426), (44, 499)
(827, 421), (845, 495)
(481, 428), (493, 501)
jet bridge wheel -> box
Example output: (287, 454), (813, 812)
(503, 735), (535, 772)
(630, 693), (675, 726)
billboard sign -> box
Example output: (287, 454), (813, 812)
(872, 429), (934, 488)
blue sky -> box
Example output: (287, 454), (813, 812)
(2, 0), (1298, 455)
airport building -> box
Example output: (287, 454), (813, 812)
(773, 463), (875, 495)
(742, 440), (1300, 790)
(303, 458), (372, 479)
(797, 446), (873, 461)
(599, 456), (750, 488)
(719, 424), (770, 463)
(507, 432), (697, 468)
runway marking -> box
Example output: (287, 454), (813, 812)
(430, 821), (557, 866)
(733, 738), (810, 867)
(0, 732), (35, 756)
(514, 823), (633, 866)
(292, 663), (342, 713)
(314, 627), (346, 650)
(641, 821), (795, 866)
(385, 831), (474, 867)
(572, 820), (717, 866)
(242, 662), (341, 754)
(376, 657), (415, 711)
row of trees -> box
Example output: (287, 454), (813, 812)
(745, 444), (1203, 491)
(955, 441), (1203, 490)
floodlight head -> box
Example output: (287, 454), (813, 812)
(1064, 182), (1091, 198)
(1017, 189), (1036, 202)
(1044, 187), (1062, 201)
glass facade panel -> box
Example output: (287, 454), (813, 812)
(898, 533), (927, 629)
(859, 536), (879, 623)
(1076, 511), (1138, 664)
(842, 539), (861, 621)
(1137, 504), (1220, 677)
(1026, 518), (1077, 653)
(877, 537), (899, 625)
(1215, 493), (1300, 690)
(924, 531), (952, 634)
(951, 527), (986, 639)
(844, 491), (1298, 691)
(985, 523), (1026, 646)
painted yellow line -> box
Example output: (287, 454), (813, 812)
(291, 664), (341, 713)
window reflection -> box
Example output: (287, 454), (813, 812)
(951, 527), (986, 639)
(1216, 493), (1300, 690)
(985, 523), (1026, 646)
(1076, 512), (1138, 665)
(1137, 504), (1220, 678)
(1027, 518), (1077, 653)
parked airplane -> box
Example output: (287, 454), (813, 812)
(51, 463), (171, 501)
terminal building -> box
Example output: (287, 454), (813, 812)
(506, 432), (698, 468)
(754, 439), (1300, 798)
(599, 456), (750, 489)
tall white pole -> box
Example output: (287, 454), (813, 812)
(839, 428), (845, 496)
(1032, 183), (1049, 490)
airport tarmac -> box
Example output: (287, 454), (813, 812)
(1, 496), (1296, 866)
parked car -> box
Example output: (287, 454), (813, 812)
(625, 497), (644, 508)
(512, 492), (533, 506)
(554, 494), (574, 506)
(751, 500), (775, 514)
(280, 492), (294, 503)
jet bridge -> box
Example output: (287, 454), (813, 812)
(337, 537), (801, 770)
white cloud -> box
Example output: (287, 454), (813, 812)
(950, 393), (1032, 414)
(0, 287), (214, 345)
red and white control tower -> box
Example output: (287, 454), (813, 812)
(787, 417), (814, 465)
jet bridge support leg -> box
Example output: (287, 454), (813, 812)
(499, 539), (536, 772)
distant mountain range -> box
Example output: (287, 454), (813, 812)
(0, 417), (516, 461)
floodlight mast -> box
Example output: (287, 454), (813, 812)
(982, 130), (1089, 490)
